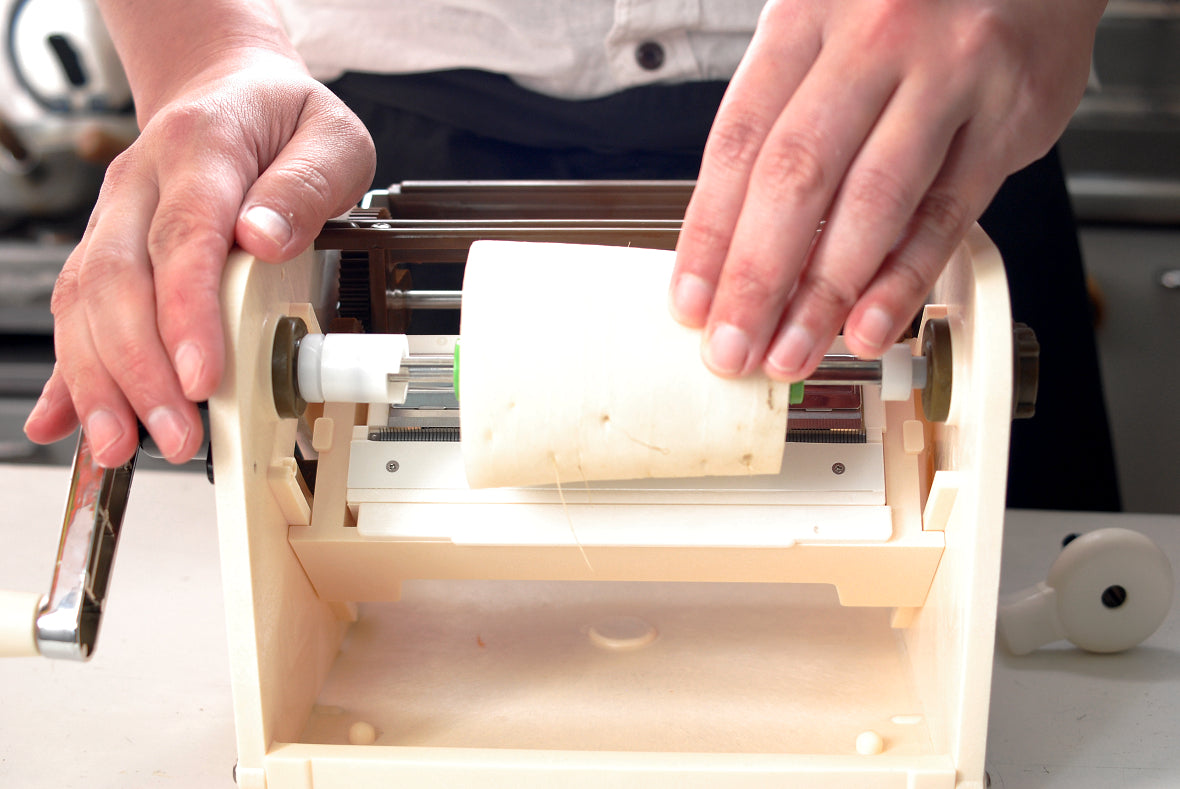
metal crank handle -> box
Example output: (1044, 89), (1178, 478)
(0, 405), (213, 659)
(998, 528), (1173, 655)
(0, 431), (136, 660)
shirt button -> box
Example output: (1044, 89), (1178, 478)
(635, 41), (665, 71)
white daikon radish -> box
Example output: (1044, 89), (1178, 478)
(459, 240), (791, 489)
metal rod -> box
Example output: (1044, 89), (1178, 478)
(394, 351), (916, 388)
(382, 291), (916, 385)
(806, 355), (882, 385)
(386, 290), (463, 310)
(394, 373), (453, 386)
(402, 354), (454, 367)
(392, 353), (456, 389)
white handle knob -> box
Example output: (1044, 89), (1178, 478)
(0, 590), (43, 657)
(999, 528), (1173, 655)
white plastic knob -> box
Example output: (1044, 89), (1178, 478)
(999, 528), (1173, 655)
(879, 343), (915, 402)
(296, 333), (410, 404)
(0, 590), (43, 657)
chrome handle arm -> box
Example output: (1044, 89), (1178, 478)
(33, 432), (138, 661)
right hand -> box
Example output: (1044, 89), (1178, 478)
(23, 50), (376, 467)
(670, 0), (1102, 382)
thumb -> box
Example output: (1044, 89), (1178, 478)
(236, 100), (375, 261)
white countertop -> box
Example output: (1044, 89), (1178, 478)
(0, 464), (1176, 788)
(0, 465), (233, 788)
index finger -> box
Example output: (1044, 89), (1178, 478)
(670, 8), (822, 328)
(148, 151), (246, 404)
(691, 36), (901, 377)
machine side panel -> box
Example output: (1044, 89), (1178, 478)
(211, 248), (348, 784)
(900, 225), (1013, 787)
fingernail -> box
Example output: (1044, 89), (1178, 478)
(86, 409), (125, 458)
(147, 406), (191, 461)
(174, 341), (205, 398)
(23, 395), (48, 433)
(670, 274), (713, 325)
(242, 205), (292, 247)
(705, 323), (751, 376)
(766, 323), (814, 379)
(853, 306), (895, 352)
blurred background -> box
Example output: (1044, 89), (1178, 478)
(0, 0), (135, 465)
(0, 0), (1177, 512)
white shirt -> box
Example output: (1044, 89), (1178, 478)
(276, 0), (765, 100)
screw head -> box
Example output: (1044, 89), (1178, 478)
(1101, 584), (1128, 609)
(832, 462), (846, 475)
(386, 460), (400, 473)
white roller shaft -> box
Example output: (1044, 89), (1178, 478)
(460, 240), (793, 489)
(297, 333), (409, 404)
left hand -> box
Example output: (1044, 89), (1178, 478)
(670, 0), (1105, 379)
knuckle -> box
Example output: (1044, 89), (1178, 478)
(309, 92), (369, 141)
(144, 100), (253, 174)
(93, 147), (156, 210)
(722, 257), (780, 311)
(101, 146), (143, 187)
(706, 110), (770, 175)
(801, 271), (860, 316)
(155, 276), (218, 339)
(302, 91), (376, 181)
(953, 6), (1017, 65)
(913, 189), (970, 243)
(855, 0), (910, 45)
(678, 215), (733, 260)
(75, 242), (132, 296)
(757, 131), (828, 201)
(106, 342), (162, 402)
(150, 101), (223, 149)
(844, 166), (914, 225)
(147, 205), (226, 260)
(886, 250), (938, 301)
(154, 275), (199, 320)
(49, 264), (81, 318)
(279, 158), (336, 207)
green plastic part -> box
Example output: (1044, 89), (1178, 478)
(453, 338), (461, 402)
(789, 381), (805, 405)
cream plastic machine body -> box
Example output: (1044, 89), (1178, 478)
(208, 184), (1015, 789)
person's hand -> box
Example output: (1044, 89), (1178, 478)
(670, 0), (1104, 379)
(24, 50), (376, 467)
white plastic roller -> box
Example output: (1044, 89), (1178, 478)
(296, 333), (411, 404)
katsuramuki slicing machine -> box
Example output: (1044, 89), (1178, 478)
(1, 181), (1039, 788)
